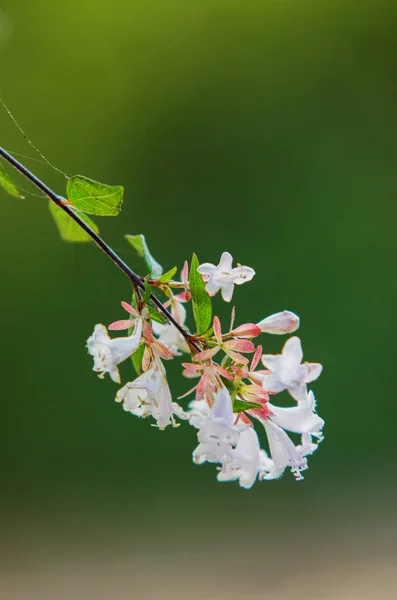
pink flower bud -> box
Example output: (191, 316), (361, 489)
(231, 323), (261, 338)
(257, 311), (300, 335)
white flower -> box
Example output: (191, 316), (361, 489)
(268, 391), (324, 437)
(152, 301), (189, 355)
(115, 355), (179, 429)
(197, 251), (255, 302)
(257, 310), (300, 334)
(252, 391), (324, 481)
(217, 427), (272, 489)
(260, 336), (322, 401)
(190, 388), (240, 464)
(87, 319), (142, 384)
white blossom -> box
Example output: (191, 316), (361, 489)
(190, 388), (240, 464)
(252, 391), (324, 481)
(257, 310), (300, 335)
(115, 355), (179, 429)
(217, 427), (273, 489)
(197, 251), (255, 302)
(87, 319), (142, 384)
(152, 301), (189, 355)
(260, 336), (322, 401)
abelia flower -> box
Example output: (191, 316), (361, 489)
(115, 354), (180, 429)
(260, 336), (322, 401)
(190, 387), (241, 464)
(86, 318), (142, 384)
(193, 316), (255, 365)
(257, 310), (300, 335)
(197, 251), (255, 302)
(250, 391), (324, 480)
(217, 427), (273, 489)
(152, 299), (189, 355)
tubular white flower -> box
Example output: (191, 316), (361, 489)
(268, 391), (324, 438)
(190, 388), (240, 464)
(257, 310), (300, 335)
(260, 336), (322, 401)
(87, 319), (143, 384)
(197, 251), (255, 302)
(217, 427), (272, 489)
(152, 302), (189, 355)
(115, 355), (178, 429)
(262, 419), (308, 480)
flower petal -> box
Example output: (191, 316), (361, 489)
(257, 310), (300, 335)
(221, 283), (234, 302)
(282, 336), (303, 365)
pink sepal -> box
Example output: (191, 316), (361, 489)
(108, 319), (135, 331)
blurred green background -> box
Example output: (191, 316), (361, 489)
(1, 1), (396, 598)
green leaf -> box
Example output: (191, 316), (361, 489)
(67, 175), (123, 216)
(157, 266), (177, 283)
(189, 253), (212, 334)
(131, 343), (145, 375)
(147, 305), (167, 324)
(232, 399), (262, 413)
(125, 234), (163, 279)
(0, 162), (23, 199)
(142, 280), (151, 304)
(49, 201), (99, 243)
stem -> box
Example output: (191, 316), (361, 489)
(0, 147), (201, 352)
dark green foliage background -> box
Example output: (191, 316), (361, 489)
(1, 0), (396, 555)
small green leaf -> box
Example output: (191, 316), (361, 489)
(0, 162), (23, 198)
(67, 175), (123, 216)
(125, 234), (163, 279)
(157, 266), (177, 283)
(189, 253), (212, 334)
(142, 280), (151, 304)
(233, 399), (262, 413)
(131, 343), (145, 375)
(49, 201), (99, 243)
(147, 305), (167, 324)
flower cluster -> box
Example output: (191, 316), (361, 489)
(87, 251), (324, 488)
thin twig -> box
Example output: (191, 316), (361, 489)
(0, 146), (201, 352)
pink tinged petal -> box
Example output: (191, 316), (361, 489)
(108, 319), (136, 331)
(225, 349), (249, 364)
(181, 260), (189, 283)
(229, 306), (236, 331)
(232, 266), (255, 285)
(305, 362), (323, 383)
(197, 263), (216, 276)
(251, 345), (263, 371)
(178, 383), (199, 399)
(226, 339), (255, 353)
(268, 401), (324, 435)
(121, 301), (140, 318)
(214, 365), (234, 380)
(257, 310), (300, 335)
(211, 387), (234, 425)
(153, 341), (174, 360)
(231, 323), (261, 338)
(193, 346), (220, 362)
(181, 362), (203, 372)
(218, 251), (233, 271)
(213, 316), (223, 344)
(282, 336), (303, 365)
(221, 283), (234, 303)
(261, 354), (282, 371)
